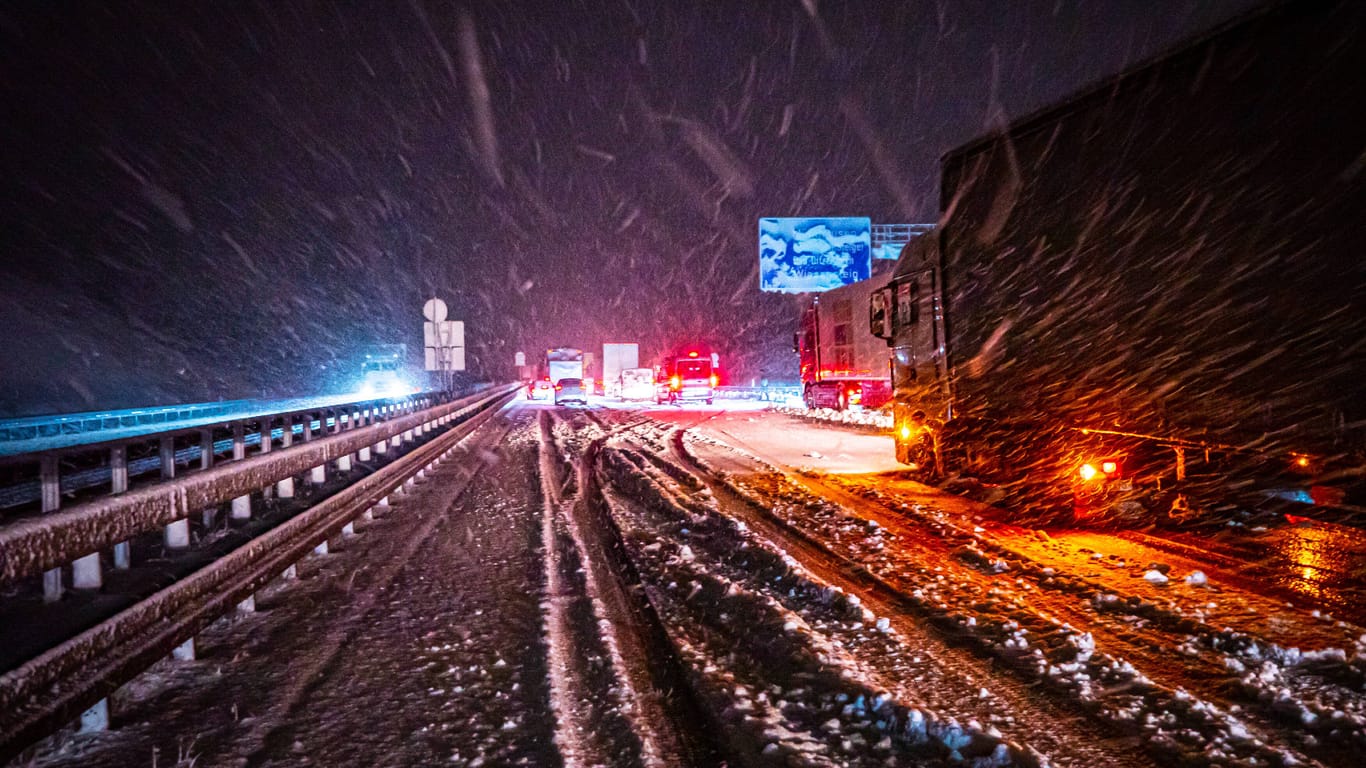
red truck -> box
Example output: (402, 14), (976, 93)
(795, 259), (895, 411)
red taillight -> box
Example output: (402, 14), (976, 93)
(1079, 460), (1119, 482)
(670, 375), (681, 390)
(709, 374), (719, 387)
(555, 385), (562, 391)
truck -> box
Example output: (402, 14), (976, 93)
(545, 348), (585, 387)
(796, 259), (896, 411)
(872, 0), (1366, 520)
(619, 367), (655, 401)
(602, 342), (640, 399)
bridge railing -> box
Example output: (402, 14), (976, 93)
(0, 386), (503, 602)
(0, 384), (519, 760)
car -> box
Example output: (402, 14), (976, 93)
(526, 380), (553, 401)
(554, 377), (588, 406)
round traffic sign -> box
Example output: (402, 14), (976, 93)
(423, 297), (448, 322)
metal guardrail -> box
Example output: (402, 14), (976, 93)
(0, 400), (255, 443)
(0, 391), (476, 460)
(0, 384), (518, 761)
(0, 386), (515, 586)
(713, 386), (802, 402)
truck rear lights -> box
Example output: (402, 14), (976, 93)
(710, 374), (719, 387)
(1079, 460), (1119, 482)
(900, 424), (912, 440)
(670, 375), (681, 390)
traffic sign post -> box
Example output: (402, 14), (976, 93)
(422, 298), (465, 392)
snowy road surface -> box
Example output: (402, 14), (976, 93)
(24, 398), (1366, 767)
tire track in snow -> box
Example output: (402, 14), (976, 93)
(538, 410), (653, 768)
(536, 411), (598, 768)
(675, 425), (1329, 767)
(644, 430), (1152, 768)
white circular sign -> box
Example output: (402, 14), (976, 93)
(423, 298), (448, 322)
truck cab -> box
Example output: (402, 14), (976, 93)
(870, 233), (951, 468)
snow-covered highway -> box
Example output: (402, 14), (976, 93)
(19, 397), (1366, 768)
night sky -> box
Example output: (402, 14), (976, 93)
(0, 0), (1256, 416)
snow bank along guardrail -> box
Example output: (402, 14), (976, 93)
(0, 383), (518, 762)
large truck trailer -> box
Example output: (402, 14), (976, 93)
(874, 0), (1366, 519)
(797, 259), (895, 411)
(545, 348), (585, 386)
(602, 342), (640, 398)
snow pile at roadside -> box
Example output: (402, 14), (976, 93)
(774, 405), (894, 430)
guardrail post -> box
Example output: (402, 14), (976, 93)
(42, 455), (64, 602)
(72, 450), (106, 589)
(172, 637), (195, 661)
(259, 418), (274, 500)
(162, 437), (190, 549)
(199, 429), (217, 529)
(78, 698), (109, 734)
(231, 422), (251, 520)
(277, 417), (296, 498)
(112, 446), (132, 569)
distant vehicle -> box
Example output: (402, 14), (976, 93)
(545, 348), (585, 386)
(654, 349), (718, 405)
(358, 345), (414, 397)
(795, 260), (895, 411)
(619, 367), (655, 401)
(872, 0), (1366, 520)
(602, 342), (640, 399)
(526, 380), (553, 401)
(554, 377), (588, 406)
